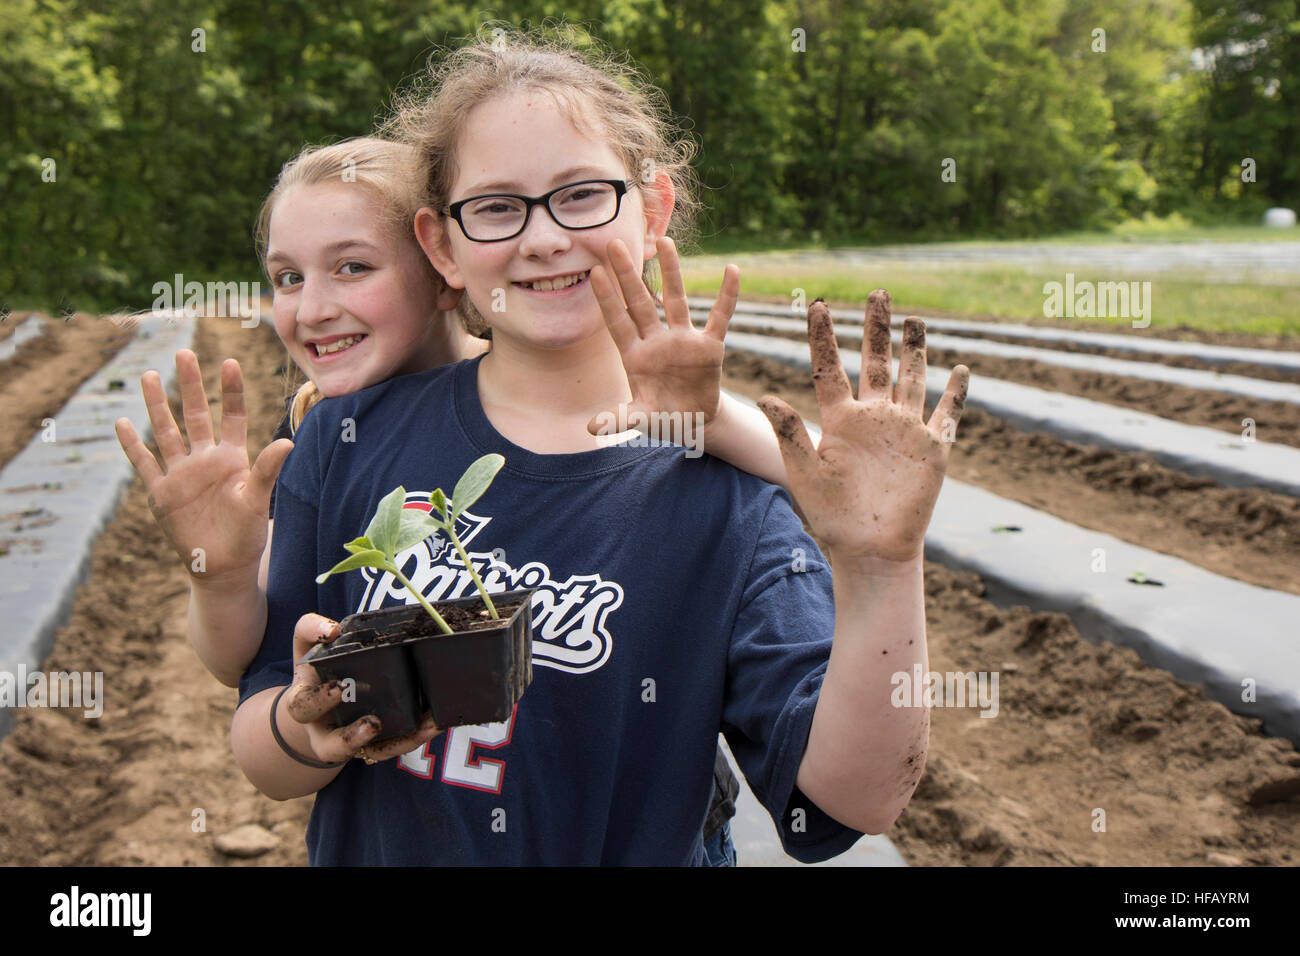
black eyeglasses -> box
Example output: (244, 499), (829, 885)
(443, 179), (638, 242)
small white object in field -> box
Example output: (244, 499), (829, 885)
(214, 823), (280, 858)
(1262, 207), (1297, 228)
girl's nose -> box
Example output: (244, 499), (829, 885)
(296, 277), (341, 325)
(515, 204), (573, 259)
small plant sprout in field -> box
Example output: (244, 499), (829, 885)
(316, 454), (507, 633)
(1127, 569), (1165, 586)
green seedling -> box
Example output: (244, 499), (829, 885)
(1127, 569), (1165, 586)
(316, 454), (506, 635)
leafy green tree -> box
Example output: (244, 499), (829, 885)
(1187, 0), (1299, 210)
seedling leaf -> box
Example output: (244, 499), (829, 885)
(394, 509), (441, 554)
(452, 454), (505, 519)
(364, 486), (407, 558)
(429, 488), (449, 524)
(343, 535), (374, 555)
(317, 550), (388, 583)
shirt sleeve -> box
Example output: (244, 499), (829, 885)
(239, 405), (321, 704)
(267, 395), (294, 515)
(721, 489), (866, 863)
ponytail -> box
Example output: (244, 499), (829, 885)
(289, 380), (323, 434)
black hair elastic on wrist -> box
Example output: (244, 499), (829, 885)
(270, 685), (346, 769)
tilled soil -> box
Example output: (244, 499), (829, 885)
(901, 566), (1300, 865)
(0, 314), (136, 471)
(0, 315), (312, 866)
(0, 312), (1297, 867)
(921, 328), (1300, 386)
(723, 351), (1300, 596)
(755, 327), (1300, 449)
(736, 292), (1300, 354)
(0, 311), (32, 343)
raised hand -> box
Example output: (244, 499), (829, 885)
(757, 292), (970, 564)
(586, 236), (739, 442)
(114, 349), (293, 586)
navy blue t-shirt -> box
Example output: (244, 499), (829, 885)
(240, 354), (864, 865)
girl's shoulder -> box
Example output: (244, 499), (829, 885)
(639, 446), (799, 530)
(301, 361), (466, 426)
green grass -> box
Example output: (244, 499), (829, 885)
(679, 259), (1300, 336)
(689, 218), (1300, 257)
(975, 222), (1300, 245)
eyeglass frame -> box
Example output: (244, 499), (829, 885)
(442, 178), (640, 243)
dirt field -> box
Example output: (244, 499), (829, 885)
(0, 313), (137, 469)
(0, 310), (1296, 866)
(756, 325), (1300, 448)
(0, 316), (312, 865)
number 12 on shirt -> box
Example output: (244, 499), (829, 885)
(397, 705), (517, 793)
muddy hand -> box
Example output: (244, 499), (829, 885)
(285, 613), (442, 764)
(587, 237), (739, 443)
(114, 349), (293, 584)
(756, 292), (970, 564)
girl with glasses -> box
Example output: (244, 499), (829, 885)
(221, 27), (967, 864)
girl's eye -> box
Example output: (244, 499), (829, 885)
(275, 271), (302, 289)
(472, 200), (523, 217)
(341, 261), (370, 276)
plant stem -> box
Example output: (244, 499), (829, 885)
(389, 566), (455, 634)
(448, 531), (499, 618)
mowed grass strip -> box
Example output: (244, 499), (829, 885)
(680, 260), (1300, 336)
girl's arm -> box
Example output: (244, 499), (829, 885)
(115, 350), (291, 687)
(698, 394), (792, 494)
(231, 613), (443, 800)
(231, 682), (346, 801)
(185, 519), (273, 687)
(759, 295), (970, 834)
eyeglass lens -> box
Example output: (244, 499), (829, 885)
(461, 182), (621, 240)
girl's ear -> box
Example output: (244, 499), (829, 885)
(641, 170), (676, 260)
(431, 270), (464, 312)
(415, 208), (466, 289)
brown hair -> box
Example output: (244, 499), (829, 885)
(252, 136), (483, 431)
(379, 22), (702, 305)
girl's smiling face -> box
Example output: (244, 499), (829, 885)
(266, 181), (445, 396)
(419, 89), (673, 351)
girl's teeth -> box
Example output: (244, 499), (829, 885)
(528, 271), (588, 291)
(317, 334), (363, 355)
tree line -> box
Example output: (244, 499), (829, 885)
(3, 0), (1296, 312)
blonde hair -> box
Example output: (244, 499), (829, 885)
(379, 22), (702, 302)
(253, 136), (485, 432)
